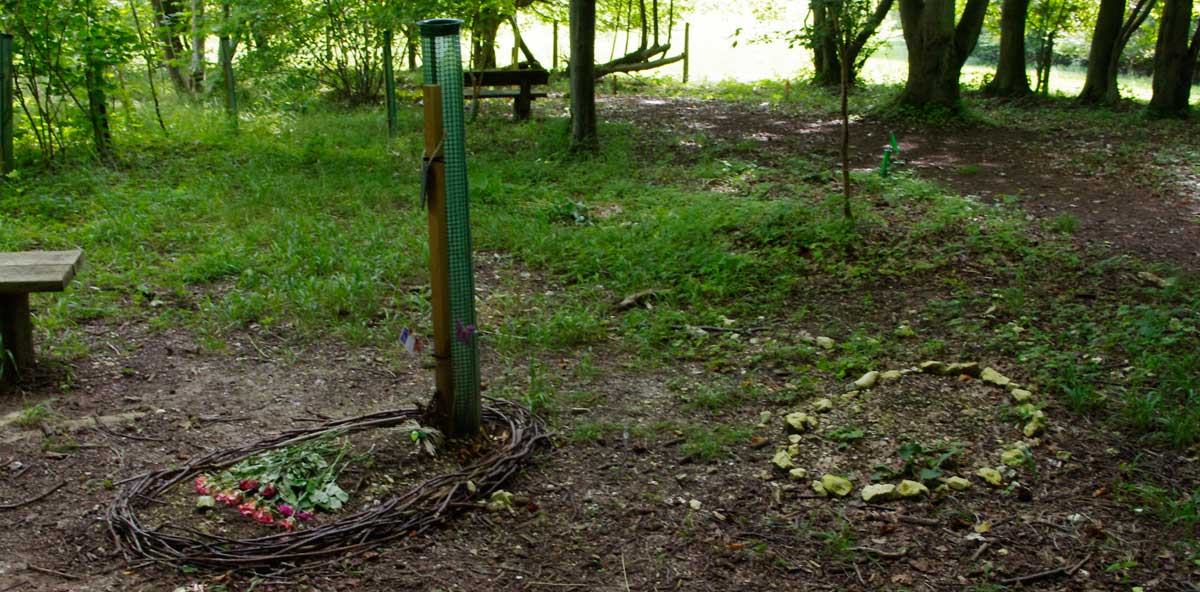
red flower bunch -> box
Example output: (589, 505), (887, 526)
(252, 507), (274, 525)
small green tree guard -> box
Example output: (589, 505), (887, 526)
(420, 18), (481, 437)
(1, 33), (13, 175)
(383, 29), (398, 135)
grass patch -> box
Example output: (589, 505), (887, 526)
(5, 77), (1199, 454)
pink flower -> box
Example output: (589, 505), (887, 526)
(296, 511), (314, 521)
(194, 476), (210, 495)
(278, 504), (294, 518)
(238, 502), (257, 517)
(278, 517), (296, 530)
(238, 479), (259, 492)
(260, 484), (278, 498)
(252, 508), (274, 525)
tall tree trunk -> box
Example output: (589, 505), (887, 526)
(812, 0), (895, 87)
(1149, 0), (1199, 116)
(1079, 0), (1156, 104)
(984, 0), (1031, 96)
(406, 24), (418, 71)
(189, 0), (206, 91)
(896, 0), (990, 111)
(569, 0), (597, 151)
(471, 10), (502, 68)
(812, 3), (841, 86)
(85, 60), (112, 161)
(150, 0), (190, 92)
(1078, 0), (1125, 103)
(1035, 32), (1055, 94)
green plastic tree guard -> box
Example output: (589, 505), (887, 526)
(2, 33), (15, 174)
(420, 18), (480, 436)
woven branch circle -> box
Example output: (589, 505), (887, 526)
(107, 399), (548, 572)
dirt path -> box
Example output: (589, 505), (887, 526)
(599, 95), (1200, 271)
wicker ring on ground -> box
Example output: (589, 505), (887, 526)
(106, 399), (548, 573)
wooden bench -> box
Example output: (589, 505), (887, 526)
(463, 68), (550, 121)
(0, 250), (83, 382)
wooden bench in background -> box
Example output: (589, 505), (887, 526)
(463, 69), (550, 121)
(0, 250), (83, 382)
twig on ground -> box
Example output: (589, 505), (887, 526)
(999, 552), (1093, 586)
(672, 324), (768, 334)
(93, 416), (167, 442)
(848, 546), (908, 558)
(970, 542), (991, 562)
(196, 415), (252, 425)
(0, 480), (67, 511)
(620, 552), (630, 592)
(27, 564), (81, 580)
(613, 288), (669, 311)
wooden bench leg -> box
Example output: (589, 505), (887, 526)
(0, 293), (33, 382)
(515, 84), (532, 120)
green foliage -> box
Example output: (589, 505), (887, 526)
(876, 441), (964, 483)
(15, 401), (61, 428)
(681, 424), (753, 460)
(209, 432), (353, 513)
(1117, 480), (1200, 530)
(827, 425), (864, 449)
(0, 0), (136, 161)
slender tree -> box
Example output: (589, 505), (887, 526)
(1148, 0), (1200, 116)
(150, 0), (191, 92)
(570, 0), (597, 151)
(983, 0), (1031, 97)
(189, 0), (207, 90)
(895, 0), (991, 111)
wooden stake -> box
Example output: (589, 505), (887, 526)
(682, 23), (690, 84)
(552, 21), (559, 71)
(422, 85), (454, 422)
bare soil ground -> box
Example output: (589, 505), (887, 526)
(1, 97), (1198, 591)
(600, 95), (1200, 270)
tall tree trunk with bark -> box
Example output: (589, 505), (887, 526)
(1149, 0), (1199, 116)
(984, 0), (1031, 96)
(1078, 0), (1124, 103)
(811, 5), (841, 86)
(811, 0), (895, 87)
(406, 24), (418, 71)
(471, 9), (503, 68)
(151, 0), (190, 92)
(189, 0), (206, 91)
(896, 0), (990, 111)
(1079, 0), (1157, 104)
(569, 0), (597, 151)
